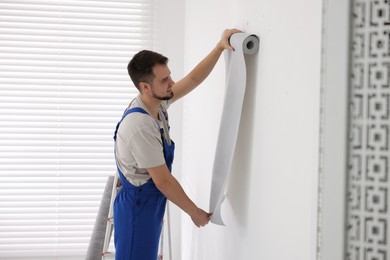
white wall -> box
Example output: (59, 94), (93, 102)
(180, 0), (323, 259)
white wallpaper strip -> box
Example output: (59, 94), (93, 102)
(209, 33), (259, 225)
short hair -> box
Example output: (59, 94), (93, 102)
(127, 50), (168, 91)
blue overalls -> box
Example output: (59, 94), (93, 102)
(113, 107), (175, 260)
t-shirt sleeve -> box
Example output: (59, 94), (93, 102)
(130, 128), (166, 169)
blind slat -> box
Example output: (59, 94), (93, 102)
(0, 85), (136, 93)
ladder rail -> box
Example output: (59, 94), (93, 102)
(102, 172), (118, 258)
(167, 202), (173, 260)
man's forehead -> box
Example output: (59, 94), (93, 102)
(153, 64), (171, 79)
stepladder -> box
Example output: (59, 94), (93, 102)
(101, 172), (172, 260)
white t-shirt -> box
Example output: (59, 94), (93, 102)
(115, 95), (172, 186)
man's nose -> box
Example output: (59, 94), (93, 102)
(169, 78), (175, 86)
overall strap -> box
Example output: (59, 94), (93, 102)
(113, 107), (149, 141)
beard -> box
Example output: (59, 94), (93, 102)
(152, 90), (174, 101)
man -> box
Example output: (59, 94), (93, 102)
(113, 28), (240, 260)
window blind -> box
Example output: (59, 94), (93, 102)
(0, 0), (154, 259)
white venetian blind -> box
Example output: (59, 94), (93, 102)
(0, 0), (154, 259)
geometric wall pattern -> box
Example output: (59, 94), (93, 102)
(347, 0), (390, 259)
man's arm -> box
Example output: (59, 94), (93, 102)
(148, 164), (211, 227)
(170, 29), (241, 103)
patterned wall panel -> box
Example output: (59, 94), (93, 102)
(347, 0), (390, 259)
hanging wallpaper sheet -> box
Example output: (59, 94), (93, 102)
(209, 33), (259, 225)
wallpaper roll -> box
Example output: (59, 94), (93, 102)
(209, 33), (259, 225)
(86, 175), (114, 260)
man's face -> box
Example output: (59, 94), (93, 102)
(150, 64), (174, 101)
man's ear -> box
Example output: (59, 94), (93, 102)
(139, 82), (150, 93)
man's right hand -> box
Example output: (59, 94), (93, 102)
(190, 207), (212, 228)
